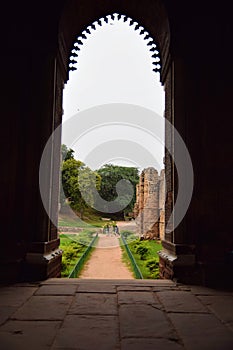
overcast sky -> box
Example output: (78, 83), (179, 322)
(62, 16), (165, 171)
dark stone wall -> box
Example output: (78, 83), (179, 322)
(0, 1), (64, 281)
(0, 0), (232, 285)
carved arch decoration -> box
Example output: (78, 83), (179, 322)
(67, 13), (161, 75)
(58, 0), (170, 85)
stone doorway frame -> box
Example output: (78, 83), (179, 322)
(42, 0), (195, 283)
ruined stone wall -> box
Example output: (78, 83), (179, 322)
(158, 169), (165, 241)
(134, 167), (165, 240)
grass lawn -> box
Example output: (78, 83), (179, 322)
(119, 236), (135, 277)
(58, 211), (104, 228)
(59, 231), (96, 277)
(121, 231), (162, 279)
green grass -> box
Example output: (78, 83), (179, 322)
(59, 231), (95, 277)
(58, 211), (104, 228)
(75, 236), (99, 278)
(58, 218), (81, 227)
(121, 231), (162, 279)
(119, 236), (135, 277)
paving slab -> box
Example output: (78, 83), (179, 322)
(152, 286), (180, 292)
(41, 278), (175, 286)
(0, 286), (37, 307)
(68, 293), (117, 315)
(197, 295), (233, 330)
(1, 280), (232, 350)
(0, 306), (17, 326)
(189, 285), (233, 296)
(119, 304), (177, 339)
(176, 285), (192, 291)
(12, 296), (72, 320)
(41, 279), (79, 284)
(0, 320), (61, 350)
(52, 315), (119, 350)
(121, 337), (184, 350)
(77, 283), (116, 293)
(168, 313), (233, 350)
(35, 284), (77, 296)
(118, 291), (161, 307)
(117, 285), (152, 291)
(157, 291), (209, 313)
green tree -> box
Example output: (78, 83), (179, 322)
(60, 148), (101, 219)
(61, 144), (75, 161)
(95, 164), (139, 219)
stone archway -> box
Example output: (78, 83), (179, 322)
(1, 0), (232, 287)
(43, 1), (233, 286)
(55, 0), (178, 280)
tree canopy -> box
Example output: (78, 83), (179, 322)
(60, 145), (101, 218)
(95, 164), (139, 218)
(60, 146), (139, 220)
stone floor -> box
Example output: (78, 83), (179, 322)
(0, 278), (233, 350)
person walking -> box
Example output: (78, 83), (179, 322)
(115, 225), (119, 236)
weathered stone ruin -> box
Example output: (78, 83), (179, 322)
(133, 167), (165, 240)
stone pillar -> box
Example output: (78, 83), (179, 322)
(138, 171), (145, 236)
(134, 170), (144, 236)
(142, 168), (160, 239)
(23, 56), (63, 281)
(158, 59), (196, 283)
(0, 47), (63, 281)
(158, 169), (165, 241)
(133, 184), (140, 218)
(133, 167), (166, 240)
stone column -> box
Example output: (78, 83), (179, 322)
(23, 56), (63, 281)
(158, 60), (196, 283)
(158, 169), (165, 241)
(142, 168), (160, 239)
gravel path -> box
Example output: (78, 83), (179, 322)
(79, 234), (134, 279)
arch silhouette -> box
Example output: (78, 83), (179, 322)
(58, 0), (170, 84)
(68, 13), (161, 74)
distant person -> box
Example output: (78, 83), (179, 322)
(113, 224), (119, 236)
(115, 225), (119, 236)
(103, 224), (109, 235)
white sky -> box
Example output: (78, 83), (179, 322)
(62, 16), (165, 171)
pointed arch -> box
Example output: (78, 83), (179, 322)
(58, 0), (170, 85)
(67, 13), (161, 75)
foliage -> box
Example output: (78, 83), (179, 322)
(61, 144), (75, 161)
(122, 231), (137, 240)
(76, 230), (95, 245)
(60, 145), (101, 217)
(60, 147), (139, 222)
(58, 209), (104, 228)
(135, 244), (149, 260)
(145, 258), (160, 278)
(121, 232), (162, 279)
(60, 147), (139, 221)
(119, 236), (135, 277)
(95, 164), (139, 219)
(59, 231), (94, 277)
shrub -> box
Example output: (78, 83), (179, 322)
(122, 230), (134, 238)
(146, 258), (160, 278)
(135, 244), (149, 260)
(131, 240), (141, 249)
(63, 246), (78, 260)
(61, 257), (70, 276)
(146, 258), (159, 271)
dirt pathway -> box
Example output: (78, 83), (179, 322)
(79, 234), (134, 279)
